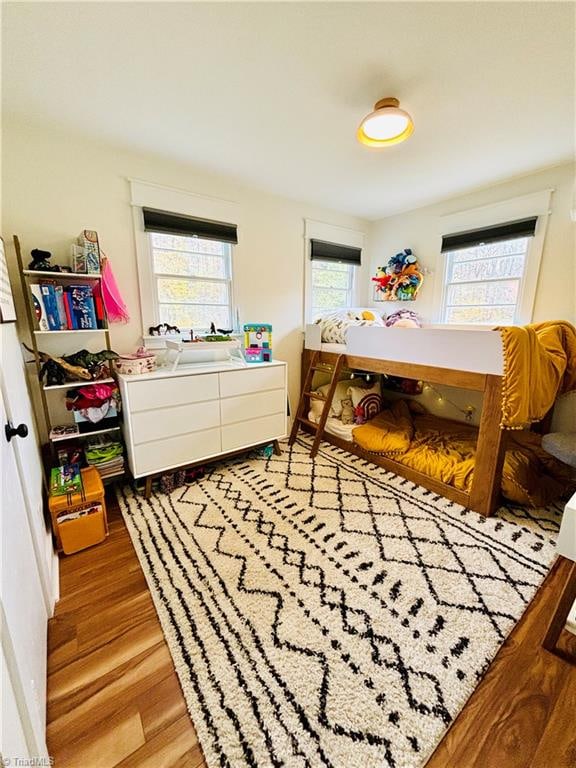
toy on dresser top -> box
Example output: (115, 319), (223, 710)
(115, 347), (157, 375)
(243, 324), (272, 363)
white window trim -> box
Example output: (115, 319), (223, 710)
(303, 218), (365, 324)
(434, 189), (554, 326)
(129, 178), (240, 334)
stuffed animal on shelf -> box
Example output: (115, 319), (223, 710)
(372, 248), (423, 301)
(28, 249), (61, 272)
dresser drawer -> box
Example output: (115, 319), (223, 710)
(131, 401), (220, 444)
(127, 373), (219, 413)
(221, 412), (286, 453)
(220, 389), (285, 426)
(133, 428), (221, 476)
(219, 365), (285, 399)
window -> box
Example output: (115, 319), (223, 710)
(149, 232), (233, 331)
(310, 260), (355, 320)
(440, 217), (537, 325)
(305, 230), (363, 322)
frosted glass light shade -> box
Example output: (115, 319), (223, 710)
(357, 97), (414, 147)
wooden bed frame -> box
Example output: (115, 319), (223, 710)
(300, 347), (506, 518)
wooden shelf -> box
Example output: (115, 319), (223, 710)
(98, 469), (126, 481)
(14, 233), (122, 473)
(23, 270), (102, 279)
(43, 377), (115, 391)
(34, 329), (108, 335)
(50, 426), (121, 443)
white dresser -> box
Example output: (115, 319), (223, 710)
(117, 360), (287, 485)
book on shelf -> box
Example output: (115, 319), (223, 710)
(92, 281), (105, 328)
(69, 284), (98, 329)
(30, 284), (49, 330)
(39, 283), (61, 330)
(54, 285), (68, 331)
(30, 281), (101, 330)
(62, 290), (75, 328)
(50, 463), (83, 497)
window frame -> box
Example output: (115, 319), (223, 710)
(130, 179), (240, 337)
(147, 232), (235, 333)
(309, 259), (357, 321)
(303, 218), (365, 324)
(434, 190), (553, 327)
(439, 235), (533, 326)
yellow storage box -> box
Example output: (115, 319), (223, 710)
(48, 467), (108, 554)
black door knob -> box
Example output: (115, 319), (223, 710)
(5, 422), (29, 442)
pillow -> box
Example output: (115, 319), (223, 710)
(348, 380), (382, 424)
(353, 400), (414, 455)
(385, 309), (422, 328)
(347, 309), (385, 325)
(317, 377), (365, 417)
(314, 310), (385, 343)
(308, 393), (324, 422)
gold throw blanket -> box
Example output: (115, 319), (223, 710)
(498, 321), (576, 429)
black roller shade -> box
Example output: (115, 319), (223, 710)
(310, 239), (362, 265)
(441, 217), (537, 252)
(143, 207), (238, 244)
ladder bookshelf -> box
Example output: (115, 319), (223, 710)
(14, 235), (124, 479)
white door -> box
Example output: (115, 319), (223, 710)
(1, 384), (49, 760)
(1, 325), (57, 611)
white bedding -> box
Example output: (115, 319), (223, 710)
(308, 412), (355, 442)
(320, 342), (346, 354)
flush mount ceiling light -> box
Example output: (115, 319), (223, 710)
(357, 97), (414, 147)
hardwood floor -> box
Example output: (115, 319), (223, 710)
(47, 492), (576, 767)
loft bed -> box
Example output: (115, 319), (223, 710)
(295, 322), (575, 518)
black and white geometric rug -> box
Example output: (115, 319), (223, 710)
(118, 437), (562, 768)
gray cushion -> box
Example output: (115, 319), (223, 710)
(542, 432), (576, 468)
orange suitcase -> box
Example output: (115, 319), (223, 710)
(48, 467), (108, 554)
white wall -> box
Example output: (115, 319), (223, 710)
(4, 117), (573, 434)
(368, 162), (575, 325)
(2, 117), (369, 432)
(367, 162), (576, 424)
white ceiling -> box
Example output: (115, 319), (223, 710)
(3, 2), (575, 219)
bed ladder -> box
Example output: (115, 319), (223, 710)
(289, 352), (347, 458)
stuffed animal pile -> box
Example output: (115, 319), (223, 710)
(372, 248), (423, 301)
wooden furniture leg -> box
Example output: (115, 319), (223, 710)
(144, 475), (153, 500)
(273, 439), (282, 456)
(469, 374), (506, 517)
(542, 558), (576, 656)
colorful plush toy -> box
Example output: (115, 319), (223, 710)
(372, 248), (423, 301)
(384, 309), (422, 328)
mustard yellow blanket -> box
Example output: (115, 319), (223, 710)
(498, 321), (576, 429)
(353, 403), (573, 507)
